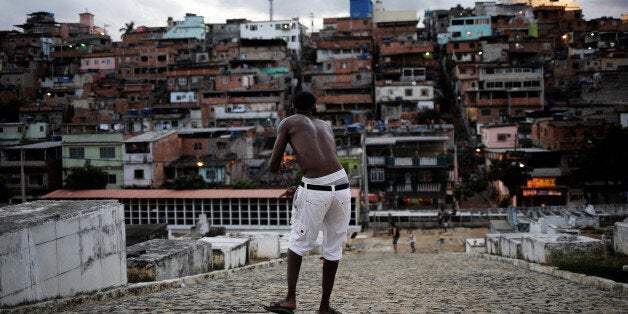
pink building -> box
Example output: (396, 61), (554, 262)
(480, 124), (517, 149)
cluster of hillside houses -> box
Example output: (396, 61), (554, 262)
(0, 0), (626, 209)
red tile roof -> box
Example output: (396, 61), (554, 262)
(43, 188), (360, 199)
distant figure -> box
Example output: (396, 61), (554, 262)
(438, 206), (450, 233)
(436, 238), (445, 252)
(390, 221), (400, 254)
(409, 230), (416, 253)
(264, 91), (350, 314)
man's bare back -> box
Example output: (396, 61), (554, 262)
(269, 114), (343, 178)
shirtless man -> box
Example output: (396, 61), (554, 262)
(264, 91), (350, 314)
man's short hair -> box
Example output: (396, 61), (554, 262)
(293, 91), (316, 111)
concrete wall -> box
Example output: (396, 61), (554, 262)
(521, 234), (605, 264)
(199, 236), (249, 270)
(465, 238), (486, 253)
(0, 200), (126, 307)
(126, 239), (212, 282)
(237, 232), (281, 259)
(614, 222), (628, 255)
(498, 233), (524, 259)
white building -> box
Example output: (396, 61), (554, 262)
(240, 18), (307, 56)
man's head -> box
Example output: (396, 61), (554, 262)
(293, 91), (316, 111)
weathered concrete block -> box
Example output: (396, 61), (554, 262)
(498, 233), (525, 259)
(56, 216), (80, 238)
(57, 234), (81, 274)
(199, 236), (249, 270)
(0, 200), (127, 307)
(238, 231), (281, 259)
(521, 234), (605, 264)
(31, 221), (56, 245)
(465, 238), (485, 254)
(126, 239), (212, 283)
(57, 267), (82, 297)
(485, 233), (500, 255)
(614, 222), (628, 255)
(34, 241), (58, 281)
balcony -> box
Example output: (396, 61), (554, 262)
(368, 156), (452, 167)
(125, 154), (153, 163)
(389, 183), (442, 192)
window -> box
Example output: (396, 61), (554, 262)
(193, 142), (202, 150)
(250, 25), (258, 31)
(134, 169), (144, 179)
(341, 62), (348, 69)
(29, 174), (44, 186)
(497, 134), (507, 141)
(100, 147), (115, 159)
(405, 89), (413, 96)
(421, 89), (429, 97)
(69, 147), (85, 159)
(107, 174), (116, 184)
(418, 171), (432, 182)
(370, 168), (385, 182)
(206, 169), (216, 180)
(481, 109), (491, 116)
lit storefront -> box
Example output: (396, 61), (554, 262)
(519, 178), (567, 206)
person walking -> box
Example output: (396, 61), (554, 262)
(264, 91), (351, 314)
(390, 221), (400, 254)
(409, 230), (416, 253)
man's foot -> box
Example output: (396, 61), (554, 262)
(263, 301), (295, 314)
(319, 307), (341, 314)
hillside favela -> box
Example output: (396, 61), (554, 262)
(0, 0), (627, 312)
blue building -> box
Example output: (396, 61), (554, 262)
(447, 15), (492, 43)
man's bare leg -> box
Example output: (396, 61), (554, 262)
(319, 258), (339, 314)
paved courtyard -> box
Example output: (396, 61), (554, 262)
(57, 252), (628, 314)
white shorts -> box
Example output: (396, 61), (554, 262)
(288, 169), (351, 261)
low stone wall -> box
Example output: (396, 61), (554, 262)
(126, 239), (212, 282)
(521, 234), (605, 264)
(614, 222), (628, 255)
(0, 200), (126, 307)
(236, 232), (281, 259)
(199, 236), (249, 270)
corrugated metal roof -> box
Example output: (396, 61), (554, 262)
(43, 188), (360, 199)
(177, 126), (255, 135)
(366, 136), (449, 145)
(124, 130), (176, 143)
(4, 141), (62, 149)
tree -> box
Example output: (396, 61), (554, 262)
(568, 126), (628, 202)
(172, 173), (207, 190)
(487, 158), (533, 203)
(119, 21), (135, 39)
(64, 163), (109, 190)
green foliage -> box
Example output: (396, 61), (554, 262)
(552, 257), (628, 284)
(570, 126), (628, 186)
(233, 179), (259, 189)
(64, 163), (108, 190)
(0, 98), (26, 122)
(487, 158), (533, 198)
(119, 21), (135, 39)
(0, 175), (12, 202)
(172, 173), (207, 190)
(300, 46), (317, 66)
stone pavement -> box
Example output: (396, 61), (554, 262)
(51, 252), (628, 314)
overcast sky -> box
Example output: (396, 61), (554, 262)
(1, 0), (625, 41)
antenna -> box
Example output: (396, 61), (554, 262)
(310, 12), (315, 32)
(269, 0), (273, 21)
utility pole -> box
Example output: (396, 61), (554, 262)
(361, 119), (369, 229)
(269, 0), (273, 21)
(20, 147), (26, 203)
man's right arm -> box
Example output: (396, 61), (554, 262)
(268, 119), (290, 174)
